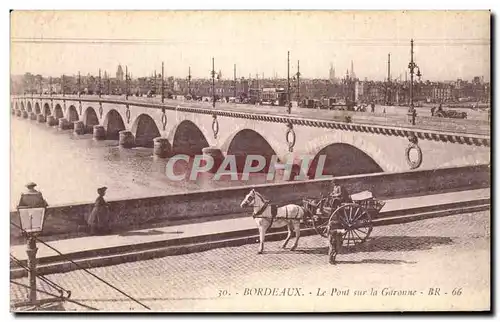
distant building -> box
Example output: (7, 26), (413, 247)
(116, 64), (124, 81)
(329, 64), (337, 83)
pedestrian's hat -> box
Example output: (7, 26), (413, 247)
(25, 182), (37, 188)
(97, 187), (107, 193)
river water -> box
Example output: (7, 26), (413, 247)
(10, 117), (284, 209)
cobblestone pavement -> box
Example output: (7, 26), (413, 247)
(10, 211), (490, 312)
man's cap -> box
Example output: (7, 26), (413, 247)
(25, 182), (37, 188)
(97, 187), (107, 193)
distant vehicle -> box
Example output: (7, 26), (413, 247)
(434, 108), (467, 119)
(261, 87), (287, 106)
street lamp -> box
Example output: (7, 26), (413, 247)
(17, 204), (47, 305)
(408, 39), (422, 125)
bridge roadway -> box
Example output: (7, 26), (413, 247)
(12, 95), (490, 175)
(10, 209), (490, 311)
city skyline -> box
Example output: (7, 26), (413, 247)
(11, 11), (490, 81)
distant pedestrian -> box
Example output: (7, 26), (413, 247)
(371, 102), (375, 113)
(431, 106), (436, 116)
(17, 182), (48, 209)
(87, 187), (110, 235)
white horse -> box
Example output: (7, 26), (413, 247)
(240, 189), (305, 254)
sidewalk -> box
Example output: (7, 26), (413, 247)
(10, 188), (490, 263)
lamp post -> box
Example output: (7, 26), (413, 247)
(62, 74), (65, 97)
(161, 62), (165, 103)
(211, 57), (216, 108)
(17, 196), (47, 306)
(125, 66), (129, 100)
(287, 51), (291, 113)
(187, 66), (192, 96)
(408, 39), (422, 125)
(233, 64), (237, 99)
(49, 77), (52, 97)
(98, 69), (102, 98)
(78, 72), (81, 97)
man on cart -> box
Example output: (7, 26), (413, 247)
(329, 179), (351, 209)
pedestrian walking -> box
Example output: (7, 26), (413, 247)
(87, 187), (110, 235)
(17, 182), (48, 208)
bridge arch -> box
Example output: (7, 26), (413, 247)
(27, 101), (32, 112)
(221, 128), (279, 172)
(304, 132), (401, 174)
(67, 105), (79, 123)
(34, 102), (41, 114)
(15, 102), (19, 110)
(131, 114), (161, 147)
(307, 143), (383, 178)
(20, 102), (25, 111)
(43, 103), (51, 117)
(103, 109), (126, 140)
(168, 120), (209, 156)
(82, 106), (99, 133)
(54, 104), (64, 120)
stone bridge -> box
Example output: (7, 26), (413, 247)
(11, 95), (490, 177)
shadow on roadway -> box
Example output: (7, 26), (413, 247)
(117, 229), (183, 237)
(295, 235), (453, 256)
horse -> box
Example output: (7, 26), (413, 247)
(240, 189), (305, 254)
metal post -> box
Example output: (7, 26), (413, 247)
(188, 66), (191, 96)
(98, 69), (102, 98)
(233, 64), (237, 98)
(26, 236), (38, 304)
(107, 75), (111, 95)
(296, 60), (300, 103)
(62, 74), (65, 97)
(161, 62), (165, 103)
(125, 66), (129, 100)
(212, 57), (215, 108)
(78, 72), (81, 97)
(409, 39), (414, 109)
(256, 73), (260, 103)
(49, 77), (52, 97)
(287, 51), (291, 113)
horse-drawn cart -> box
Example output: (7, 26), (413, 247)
(303, 191), (386, 248)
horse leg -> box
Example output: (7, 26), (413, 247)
(282, 223), (293, 249)
(257, 223), (268, 254)
(290, 221), (301, 251)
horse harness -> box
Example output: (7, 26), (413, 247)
(252, 198), (299, 226)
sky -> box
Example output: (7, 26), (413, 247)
(10, 10), (491, 81)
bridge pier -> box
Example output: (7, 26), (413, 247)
(202, 147), (224, 173)
(73, 121), (85, 135)
(119, 130), (135, 148)
(22, 111), (28, 119)
(58, 118), (71, 130)
(93, 125), (106, 140)
(46, 115), (57, 126)
(36, 114), (46, 123)
(153, 137), (172, 158)
(11, 108), (15, 115)
(29, 112), (37, 120)
(16, 110), (21, 117)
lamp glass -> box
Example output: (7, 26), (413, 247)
(18, 208), (46, 234)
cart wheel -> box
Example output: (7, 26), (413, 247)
(312, 215), (330, 237)
(329, 203), (373, 248)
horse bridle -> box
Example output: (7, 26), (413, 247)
(250, 190), (271, 219)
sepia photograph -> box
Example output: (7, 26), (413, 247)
(8, 9), (491, 312)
